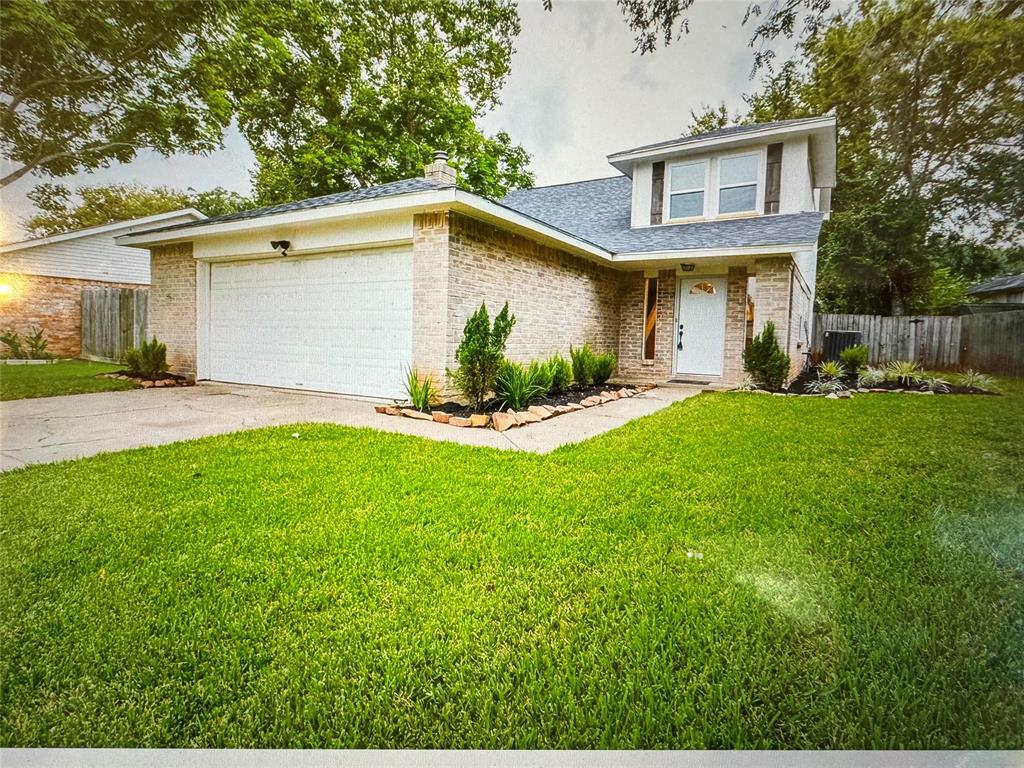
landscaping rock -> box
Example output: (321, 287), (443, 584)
(374, 404), (390, 414)
(141, 380), (155, 388)
(553, 405), (572, 415)
(516, 410), (541, 423)
(469, 414), (490, 428)
(857, 388), (870, 393)
(401, 408), (433, 421)
(566, 403), (584, 411)
(600, 390), (620, 400)
(432, 412), (450, 424)
(528, 405), (553, 420)
(837, 391), (852, 398)
(617, 388), (631, 398)
(491, 411), (518, 432)
(384, 406), (402, 416)
(825, 392), (840, 399)
(449, 416), (472, 427)
(580, 396), (602, 407)
(539, 405), (557, 415)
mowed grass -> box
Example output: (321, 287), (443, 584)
(0, 359), (136, 400)
(1, 388), (1022, 748)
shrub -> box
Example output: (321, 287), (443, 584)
(817, 360), (846, 380)
(494, 359), (545, 411)
(857, 366), (886, 388)
(955, 369), (997, 392)
(404, 367), (439, 412)
(25, 326), (52, 359)
(919, 373), (951, 393)
(806, 376), (847, 394)
(546, 353), (573, 395)
(570, 343), (596, 387)
(742, 322), (790, 391)
(1, 329), (26, 359)
(592, 351), (616, 385)
(885, 360), (923, 387)
(839, 344), (868, 372)
(122, 336), (167, 379)
(449, 302), (516, 411)
(527, 360), (554, 397)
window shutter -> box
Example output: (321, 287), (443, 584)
(650, 161), (665, 224)
(764, 143), (783, 214)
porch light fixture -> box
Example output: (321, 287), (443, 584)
(270, 240), (291, 257)
(680, 263), (695, 272)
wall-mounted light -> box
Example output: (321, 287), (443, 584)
(270, 240), (291, 257)
(679, 263), (696, 272)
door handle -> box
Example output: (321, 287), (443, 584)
(677, 323), (684, 350)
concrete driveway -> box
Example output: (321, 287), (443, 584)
(0, 382), (699, 471)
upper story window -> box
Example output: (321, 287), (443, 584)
(668, 160), (706, 220)
(718, 153), (759, 215)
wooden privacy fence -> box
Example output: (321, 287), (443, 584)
(813, 310), (1024, 376)
(81, 287), (148, 363)
(813, 313), (962, 369)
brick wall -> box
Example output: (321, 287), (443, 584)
(754, 256), (805, 380)
(419, 213), (623, 380)
(0, 272), (145, 358)
(722, 267), (750, 386)
(411, 212), (451, 384)
(617, 270), (677, 383)
(149, 243), (196, 378)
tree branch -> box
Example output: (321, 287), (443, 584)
(0, 141), (140, 188)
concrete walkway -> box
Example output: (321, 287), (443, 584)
(0, 382), (701, 471)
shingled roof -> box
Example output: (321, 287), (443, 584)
(500, 176), (824, 254)
(967, 273), (1024, 296)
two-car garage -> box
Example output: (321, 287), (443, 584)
(205, 246), (413, 399)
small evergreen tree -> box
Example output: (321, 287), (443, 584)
(742, 321), (790, 391)
(449, 302), (516, 411)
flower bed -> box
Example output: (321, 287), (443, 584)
(376, 383), (656, 431)
(102, 371), (194, 389)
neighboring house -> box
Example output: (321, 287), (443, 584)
(967, 273), (1024, 305)
(0, 209), (206, 357)
(118, 116), (836, 399)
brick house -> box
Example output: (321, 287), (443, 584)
(118, 117), (836, 399)
(0, 209), (205, 358)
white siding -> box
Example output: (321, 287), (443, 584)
(0, 213), (199, 284)
(780, 137), (814, 214)
(630, 161), (653, 228)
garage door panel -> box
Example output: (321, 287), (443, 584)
(208, 247), (412, 398)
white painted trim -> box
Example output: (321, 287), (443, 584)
(1, 209), (205, 253)
(714, 147), (765, 217)
(607, 116), (836, 169)
(612, 243), (812, 262)
(672, 274), (729, 377)
(195, 261), (211, 380)
(664, 158), (710, 223)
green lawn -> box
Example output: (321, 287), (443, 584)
(0, 359), (137, 400)
(1, 389), (1022, 748)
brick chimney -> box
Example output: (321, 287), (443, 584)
(424, 150), (457, 185)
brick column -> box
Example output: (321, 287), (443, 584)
(411, 211), (451, 385)
(149, 242), (196, 378)
(754, 256), (799, 380)
(722, 266), (749, 386)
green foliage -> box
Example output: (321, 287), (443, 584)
(918, 374), (951, 394)
(592, 351), (617, 386)
(885, 360), (923, 387)
(494, 359), (545, 411)
(24, 183), (253, 238)
(24, 326), (50, 359)
(817, 360), (846, 380)
(838, 345), (868, 372)
(545, 353), (573, 395)
(806, 376), (847, 395)
(0, 359), (136, 400)
(955, 369), (997, 393)
(570, 344), (596, 387)
(742, 322), (791, 391)
(0, 0), (234, 188)
(526, 360), (553, 398)
(857, 366), (886, 388)
(1, 329), (26, 359)
(404, 368), (439, 412)
(4, 389), (1024, 745)
(449, 302), (516, 411)
(122, 337), (168, 379)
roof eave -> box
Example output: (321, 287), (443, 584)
(611, 241), (818, 262)
(1, 208), (206, 253)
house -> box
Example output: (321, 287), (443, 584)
(0, 209), (206, 358)
(117, 116), (836, 399)
(967, 273), (1024, 306)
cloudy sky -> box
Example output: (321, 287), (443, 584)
(0, 0), (798, 243)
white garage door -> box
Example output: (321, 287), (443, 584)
(208, 247), (413, 398)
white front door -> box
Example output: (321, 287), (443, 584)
(208, 247), (413, 398)
(674, 277), (728, 376)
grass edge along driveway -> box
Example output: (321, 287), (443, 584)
(1, 388), (1022, 748)
(0, 359), (137, 400)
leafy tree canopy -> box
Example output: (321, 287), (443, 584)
(3, 0), (533, 201)
(23, 183), (252, 238)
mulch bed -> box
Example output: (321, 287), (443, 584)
(101, 370), (194, 388)
(432, 383), (645, 419)
(783, 368), (996, 396)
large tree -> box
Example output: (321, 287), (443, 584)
(23, 183), (252, 238)
(205, 0), (532, 203)
(0, 0), (234, 188)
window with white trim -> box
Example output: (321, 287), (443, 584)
(667, 160), (706, 220)
(718, 153), (759, 214)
